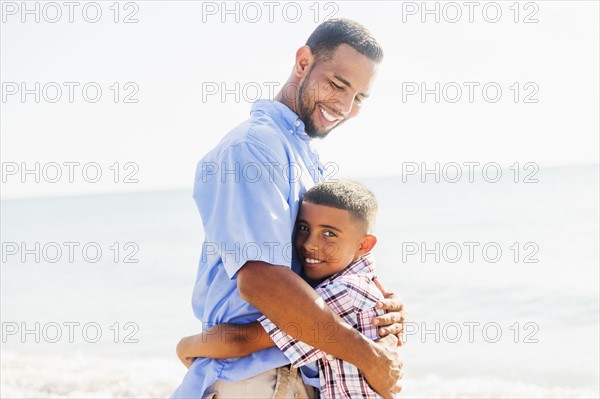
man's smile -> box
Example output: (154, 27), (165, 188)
(317, 104), (343, 128)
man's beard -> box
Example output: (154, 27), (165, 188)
(296, 71), (333, 139)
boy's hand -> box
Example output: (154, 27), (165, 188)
(372, 278), (407, 345)
(176, 337), (196, 369)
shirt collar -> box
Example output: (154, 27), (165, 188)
(251, 99), (308, 141)
(318, 252), (377, 288)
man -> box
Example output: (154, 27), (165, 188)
(171, 19), (405, 399)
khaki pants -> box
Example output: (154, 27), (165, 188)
(203, 365), (315, 399)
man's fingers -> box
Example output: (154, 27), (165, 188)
(374, 310), (406, 327)
(376, 296), (404, 312)
(397, 362), (404, 379)
(375, 331), (399, 350)
(379, 322), (403, 337)
(372, 312), (400, 326)
(391, 363), (403, 394)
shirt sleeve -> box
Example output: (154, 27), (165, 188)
(342, 276), (385, 342)
(193, 139), (294, 278)
(257, 280), (355, 367)
(258, 316), (327, 367)
(355, 308), (383, 342)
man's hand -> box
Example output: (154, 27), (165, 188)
(360, 339), (403, 397)
(238, 262), (404, 395)
(372, 277), (407, 344)
(375, 331), (400, 351)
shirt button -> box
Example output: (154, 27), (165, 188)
(288, 130), (293, 134)
(295, 120), (301, 126)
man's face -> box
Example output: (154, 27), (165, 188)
(296, 44), (379, 139)
(294, 201), (368, 281)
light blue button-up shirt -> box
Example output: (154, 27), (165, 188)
(171, 100), (324, 398)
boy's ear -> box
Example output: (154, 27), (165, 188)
(357, 234), (377, 256)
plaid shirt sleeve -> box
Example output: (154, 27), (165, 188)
(258, 280), (354, 367)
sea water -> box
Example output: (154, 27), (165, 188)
(1, 165), (598, 397)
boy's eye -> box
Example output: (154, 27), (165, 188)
(297, 225), (309, 232)
(324, 230), (337, 238)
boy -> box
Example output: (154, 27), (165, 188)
(177, 180), (396, 398)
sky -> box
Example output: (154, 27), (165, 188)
(1, 0), (599, 198)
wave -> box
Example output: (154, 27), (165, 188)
(2, 352), (597, 398)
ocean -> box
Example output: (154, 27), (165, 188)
(1, 165), (598, 398)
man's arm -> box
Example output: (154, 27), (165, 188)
(176, 322), (274, 368)
(237, 261), (402, 397)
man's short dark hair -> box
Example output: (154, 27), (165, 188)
(306, 18), (384, 64)
(302, 179), (378, 232)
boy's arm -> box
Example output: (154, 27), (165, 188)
(176, 321), (274, 368)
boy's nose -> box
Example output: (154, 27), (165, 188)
(301, 236), (320, 253)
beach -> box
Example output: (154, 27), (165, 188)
(1, 165), (598, 398)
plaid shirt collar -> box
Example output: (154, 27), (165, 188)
(317, 252), (377, 288)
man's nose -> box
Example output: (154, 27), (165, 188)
(337, 91), (357, 116)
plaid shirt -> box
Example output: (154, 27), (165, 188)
(259, 253), (385, 399)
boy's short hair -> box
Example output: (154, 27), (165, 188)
(302, 180), (378, 233)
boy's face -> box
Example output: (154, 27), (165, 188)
(295, 201), (376, 281)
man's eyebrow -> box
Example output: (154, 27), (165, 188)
(333, 74), (370, 98)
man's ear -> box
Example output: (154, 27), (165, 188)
(294, 45), (313, 78)
(357, 234), (377, 256)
